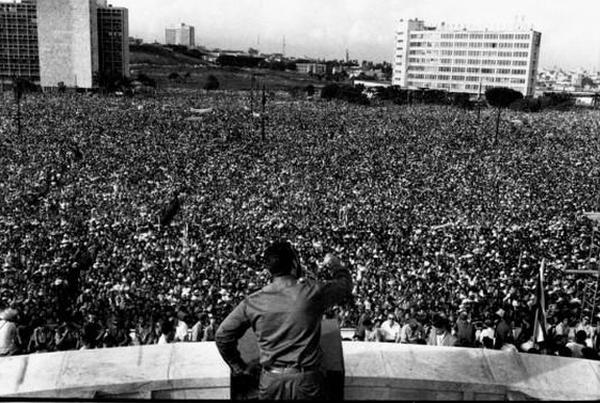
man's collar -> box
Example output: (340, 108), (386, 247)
(272, 275), (298, 286)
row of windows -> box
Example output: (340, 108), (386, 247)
(406, 49), (531, 59)
(409, 41), (530, 49)
(412, 32), (530, 40)
(407, 57), (528, 66)
(407, 77), (527, 85)
(406, 67), (527, 77)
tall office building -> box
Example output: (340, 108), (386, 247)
(393, 19), (541, 96)
(0, 0), (39, 83)
(37, 0), (99, 88)
(97, 4), (129, 78)
(165, 23), (195, 47)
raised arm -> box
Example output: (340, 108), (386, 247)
(318, 254), (353, 308)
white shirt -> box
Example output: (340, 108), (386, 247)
(379, 320), (401, 342)
(0, 320), (17, 355)
(174, 321), (189, 342)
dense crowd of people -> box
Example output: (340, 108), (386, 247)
(0, 89), (599, 361)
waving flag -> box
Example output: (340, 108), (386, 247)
(533, 259), (547, 343)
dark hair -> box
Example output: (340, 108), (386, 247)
(558, 346), (572, 357)
(575, 330), (587, 344)
(264, 241), (297, 276)
(482, 336), (494, 349)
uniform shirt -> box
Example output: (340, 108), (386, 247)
(216, 267), (352, 374)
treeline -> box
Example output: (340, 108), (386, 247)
(321, 84), (370, 105)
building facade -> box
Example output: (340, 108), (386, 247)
(165, 23), (195, 47)
(37, 0), (99, 88)
(0, 0), (39, 83)
(296, 62), (326, 75)
(393, 19), (541, 96)
(97, 4), (129, 78)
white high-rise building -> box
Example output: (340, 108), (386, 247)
(37, 0), (99, 89)
(393, 19), (542, 96)
(165, 23), (195, 47)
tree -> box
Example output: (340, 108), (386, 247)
(305, 85), (315, 97)
(485, 87), (523, 144)
(204, 74), (220, 91)
(321, 84), (340, 100)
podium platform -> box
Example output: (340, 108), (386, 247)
(2, 339), (600, 400)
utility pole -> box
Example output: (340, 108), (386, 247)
(282, 35), (286, 57)
(13, 76), (22, 137)
(261, 84), (266, 141)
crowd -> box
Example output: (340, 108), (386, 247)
(0, 90), (600, 361)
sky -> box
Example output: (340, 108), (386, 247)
(118, 0), (600, 70)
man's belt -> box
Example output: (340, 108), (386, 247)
(264, 365), (319, 374)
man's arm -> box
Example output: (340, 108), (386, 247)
(318, 254), (352, 308)
(215, 300), (251, 376)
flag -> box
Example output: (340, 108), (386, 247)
(533, 259), (547, 343)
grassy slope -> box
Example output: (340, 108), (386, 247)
(129, 45), (335, 91)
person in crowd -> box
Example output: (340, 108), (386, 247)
(454, 311), (475, 347)
(494, 309), (511, 350)
(427, 314), (457, 347)
(215, 241), (352, 400)
(400, 318), (424, 344)
(566, 330), (588, 359)
(379, 313), (401, 343)
(0, 308), (18, 356)
(158, 320), (175, 345)
(174, 311), (189, 342)
(190, 312), (205, 342)
(202, 314), (217, 342)
(362, 318), (379, 342)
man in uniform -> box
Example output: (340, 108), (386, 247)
(215, 240), (352, 400)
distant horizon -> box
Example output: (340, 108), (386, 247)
(118, 0), (600, 72)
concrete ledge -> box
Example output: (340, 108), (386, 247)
(1, 342), (600, 400)
(0, 343), (230, 399)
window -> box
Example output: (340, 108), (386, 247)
(437, 75), (450, 80)
(451, 67), (466, 73)
(469, 42), (483, 48)
(498, 60), (512, 66)
(513, 60), (527, 66)
(468, 50), (481, 57)
(500, 33), (515, 40)
(499, 43), (514, 48)
(481, 68), (495, 74)
(497, 68), (511, 74)
(439, 66), (452, 72)
(482, 59), (496, 65)
(467, 67), (479, 73)
(511, 69), (526, 75)
(484, 34), (499, 40)
(466, 76), (479, 82)
(498, 51), (512, 57)
(469, 33), (484, 39)
(455, 33), (469, 39)
(455, 42), (468, 48)
(454, 50), (467, 56)
(468, 59), (479, 65)
(441, 58), (452, 64)
(441, 50), (453, 56)
(484, 42), (498, 48)
(454, 59), (466, 64)
(451, 75), (465, 81)
(440, 42), (453, 47)
(441, 33), (454, 39)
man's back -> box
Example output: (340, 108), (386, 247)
(215, 244), (351, 400)
(246, 277), (328, 368)
(217, 271), (351, 370)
